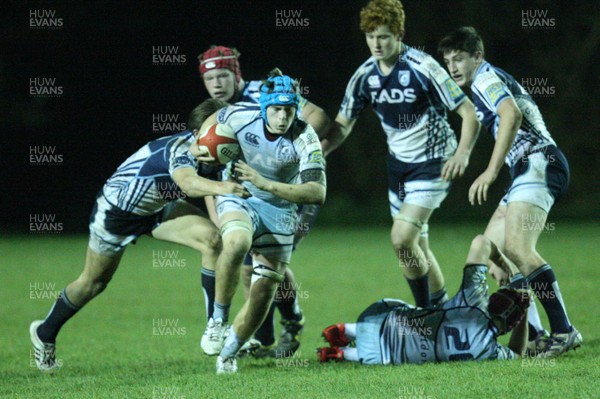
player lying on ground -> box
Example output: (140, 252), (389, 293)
(322, 0), (481, 309)
(198, 45), (331, 357)
(29, 99), (249, 372)
(193, 69), (326, 373)
(438, 26), (581, 358)
(317, 235), (530, 364)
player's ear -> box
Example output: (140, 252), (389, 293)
(192, 129), (199, 138)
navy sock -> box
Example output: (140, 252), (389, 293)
(406, 274), (431, 308)
(201, 267), (216, 321)
(275, 282), (302, 322)
(527, 265), (571, 334)
(37, 288), (81, 343)
(254, 304), (276, 346)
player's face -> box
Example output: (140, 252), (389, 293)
(443, 50), (482, 87)
(365, 25), (401, 63)
(203, 69), (236, 101)
(265, 105), (296, 134)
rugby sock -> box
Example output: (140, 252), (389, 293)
(213, 301), (230, 323)
(220, 327), (246, 359)
(341, 347), (358, 362)
(527, 264), (571, 334)
(527, 301), (546, 339)
(201, 267), (216, 321)
(276, 289), (302, 322)
(430, 288), (448, 306)
(37, 288), (81, 343)
(406, 274), (431, 308)
(254, 304), (276, 346)
(510, 273), (546, 339)
(344, 323), (357, 341)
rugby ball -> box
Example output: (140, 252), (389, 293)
(196, 123), (240, 165)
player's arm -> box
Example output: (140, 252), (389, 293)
(300, 101), (331, 139)
(234, 160), (326, 205)
(320, 114), (357, 157)
(469, 98), (522, 205)
(442, 99), (481, 180)
(172, 167), (249, 198)
(465, 234), (518, 276)
(507, 309), (529, 357)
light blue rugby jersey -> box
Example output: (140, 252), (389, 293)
(471, 61), (556, 167)
(380, 265), (515, 365)
(339, 45), (466, 163)
(217, 102), (325, 210)
(102, 131), (217, 215)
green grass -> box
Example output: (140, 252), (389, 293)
(1, 224), (599, 398)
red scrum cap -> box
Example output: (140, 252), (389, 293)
(198, 46), (241, 83)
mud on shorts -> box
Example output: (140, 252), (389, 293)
(500, 145), (569, 213)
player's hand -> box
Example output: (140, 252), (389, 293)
(489, 262), (510, 286)
(190, 145), (217, 164)
(234, 160), (271, 191)
(442, 152), (469, 181)
(468, 169), (497, 205)
(220, 181), (251, 198)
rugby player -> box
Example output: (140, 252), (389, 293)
(438, 26), (581, 358)
(29, 99), (249, 372)
(194, 69), (326, 373)
(198, 46), (330, 357)
(323, 0), (481, 308)
(317, 235), (530, 365)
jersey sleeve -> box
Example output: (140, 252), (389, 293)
(447, 265), (489, 308)
(472, 71), (514, 113)
(167, 136), (198, 176)
(338, 63), (371, 120)
(423, 55), (466, 111)
(296, 125), (326, 185)
(217, 103), (260, 132)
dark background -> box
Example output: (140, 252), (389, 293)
(2, 0), (599, 232)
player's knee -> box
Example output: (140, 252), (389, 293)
(470, 234), (490, 253)
(222, 233), (252, 257)
(392, 232), (418, 253)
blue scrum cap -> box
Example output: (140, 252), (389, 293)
(258, 74), (299, 122)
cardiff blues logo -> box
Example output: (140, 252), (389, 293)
(278, 95), (291, 102)
(368, 75), (381, 88)
(398, 71), (410, 87)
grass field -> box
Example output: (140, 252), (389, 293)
(1, 224), (598, 398)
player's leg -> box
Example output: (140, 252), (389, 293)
(418, 232), (447, 305)
(31, 245), (123, 372)
(388, 156), (449, 308)
(504, 147), (580, 357)
(391, 203), (435, 308)
(484, 203), (548, 344)
(31, 195), (140, 371)
(152, 199), (221, 319)
(505, 202), (576, 338)
(217, 254), (286, 373)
